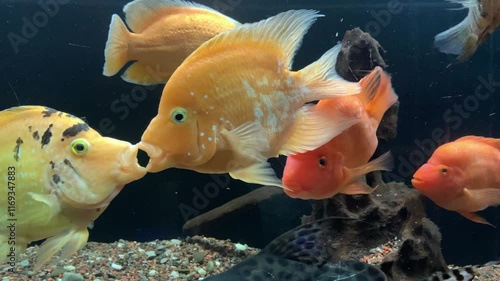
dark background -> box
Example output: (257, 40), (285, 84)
(0, 0), (499, 265)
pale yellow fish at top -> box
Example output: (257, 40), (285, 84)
(0, 106), (147, 269)
(138, 9), (362, 188)
(103, 0), (241, 85)
(434, 0), (500, 64)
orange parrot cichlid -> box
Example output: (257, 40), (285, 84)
(103, 0), (241, 85)
(138, 10), (361, 188)
(282, 62), (398, 200)
(412, 135), (500, 226)
(0, 106), (147, 269)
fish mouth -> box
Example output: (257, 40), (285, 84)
(119, 143), (148, 179)
(137, 141), (169, 172)
(410, 177), (424, 187)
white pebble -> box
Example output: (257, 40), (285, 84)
(19, 259), (29, 267)
(111, 263), (123, 270)
(197, 267), (207, 276)
(148, 270), (157, 277)
(63, 265), (75, 271)
(234, 243), (247, 251)
(171, 271), (180, 278)
(170, 239), (182, 245)
(145, 251), (156, 258)
(117, 243), (124, 248)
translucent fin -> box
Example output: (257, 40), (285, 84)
(28, 193), (61, 224)
(103, 14), (130, 76)
(339, 180), (377, 195)
(34, 228), (89, 270)
(123, 0), (237, 33)
(279, 104), (360, 156)
(434, 3), (480, 57)
(318, 261), (388, 281)
(346, 151), (394, 180)
(189, 9), (322, 70)
(462, 187), (500, 211)
(359, 67), (399, 123)
(121, 61), (172, 85)
(0, 235), (27, 264)
(457, 211), (495, 227)
(229, 162), (284, 188)
(298, 42), (361, 102)
(221, 121), (269, 162)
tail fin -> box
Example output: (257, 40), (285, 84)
(299, 42), (361, 102)
(103, 14), (130, 77)
(424, 266), (476, 281)
(434, 3), (481, 62)
(359, 66), (398, 124)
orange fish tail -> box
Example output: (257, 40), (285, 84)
(103, 14), (130, 77)
(360, 67), (398, 124)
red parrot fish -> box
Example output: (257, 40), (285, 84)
(138, 10), (361, 188)
(282, 58), (398, 200)
(434, 0), (500, 64)
(412, 135), (500, 226)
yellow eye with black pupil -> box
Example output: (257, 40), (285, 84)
(172, 108), (187, 124)
(71, 139), (89, 155)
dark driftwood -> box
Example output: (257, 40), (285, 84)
(182, 186), (283, 232)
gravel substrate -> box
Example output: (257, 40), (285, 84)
(0, 237), (499, 280)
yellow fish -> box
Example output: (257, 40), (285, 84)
(139, 10), (361, 188)
(0, 106), (147, 269)
(434, 0), (500, 64)
(103, 0), (240, 85)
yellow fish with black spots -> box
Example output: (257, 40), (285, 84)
(0, 106), (147, 269)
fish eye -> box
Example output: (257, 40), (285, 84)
(71, 139), (89, 156)
(171, 108), (188, 124)
(318, 156), (327, 168)
(440, 168), (448, 175)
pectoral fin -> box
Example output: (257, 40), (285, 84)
(462, 187), (500, 211)
(229, 162), (285, 189)
(457, 211), (495, 227)
(34, 228), (89, 270)
(221, 121), (269, 162)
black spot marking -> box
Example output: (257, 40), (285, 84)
(62, 123), (89, 138)
(28, 126), (32, 132)
(63, 159), (78, 174)
(13, 137), (23, 162)
(61, 138), (65, 142)
(32, 131), (40, 140)
(41, 124), (53, 148)
(49, 161), (55, 169)
(42, 107), (58, 117)
(52, 174), (60, 184)
(58, 112), (63, 117)
(96, 208), (101, 212)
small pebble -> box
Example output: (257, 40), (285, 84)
(111, 263), (123, 270)
(171, 271), (180, 278)
(193, 251), (205, 263)
(148, 270), (157, 277)
(197, 267), (207, 276)
(207, 261), (215, 273)
(160, 258), (168, 264)
(63, 265), (76, 271)
(170, 239), (182, 245)
(62, 272), (84, 281)
(145, 251), (156, 259)
(19, 260), (29, 267)
(235, 243), (247, 251)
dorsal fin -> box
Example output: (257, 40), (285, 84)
(455, 135), (500, 149)
(188, 9), (323, 70)
(259, 216), (355, 267)
(123, 0), (239, 33)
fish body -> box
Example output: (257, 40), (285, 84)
(0, 106), (146, 269)
(434, 0), (500, 63)
(282, 65), (397, 200)
(204, 217), (388, 281)
(139, 10), (361, 188)
(411, 135), (500, 226)
(103, 0), (240, 85)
